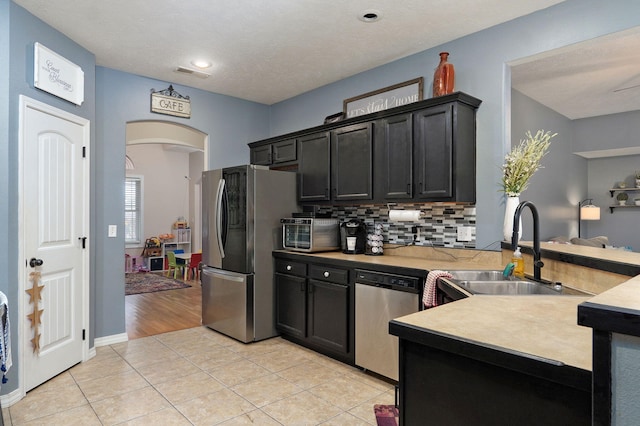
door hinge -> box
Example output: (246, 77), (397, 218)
(79, 237), (87, 249)
(82, 329), (86, 341)
(82, 146), (86, 158)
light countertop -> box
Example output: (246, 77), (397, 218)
(276, 245), (640, 372)
(393, 295), (592, 371)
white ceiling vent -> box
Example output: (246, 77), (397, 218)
(175, 66), (211, 79)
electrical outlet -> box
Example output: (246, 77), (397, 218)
(108, 225), (117, 238)
(457, 226), (474, 242)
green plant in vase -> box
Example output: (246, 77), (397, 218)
(616, 192), (628, 205)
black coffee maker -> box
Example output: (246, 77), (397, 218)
(340, 219), (367, 254)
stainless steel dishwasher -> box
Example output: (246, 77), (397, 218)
(355, 269), (422, 381)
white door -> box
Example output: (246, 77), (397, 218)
(20, 96), (90, 392)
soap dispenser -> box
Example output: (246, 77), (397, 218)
(512, 247), (525, 278)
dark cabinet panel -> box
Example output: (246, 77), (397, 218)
(413, 104), (453, 199)
(273, 138), (297, 163)
(375, 113), (413, 200)
(250, 144), (272, 166)
(298, 132), (331, 201)
(307, 279), (349, 353)
(274, 256), (353, 363)
(275, 273), (306, 338)
(331, 123), (373, 201)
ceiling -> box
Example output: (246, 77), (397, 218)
(14, 0), (567, 105)
(511, 26), (640, 120)
(13, 1), (640, 119)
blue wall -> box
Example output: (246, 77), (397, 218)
(95, 68), (270, 338)
(511, 90), (579, 241)
(268, 0), (640, 249)
(3, 0), (96, 392)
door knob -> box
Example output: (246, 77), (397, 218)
(29, 258), (44, 267)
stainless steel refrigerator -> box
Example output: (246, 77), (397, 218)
(201, 165), (297, 342)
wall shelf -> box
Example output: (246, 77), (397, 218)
(609, 187), (640, 213)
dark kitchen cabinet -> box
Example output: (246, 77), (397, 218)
(414, 104), (453, 199)
(298, 132), (331, 201)
(274, 257), (353, 364)
(248, 92), (481, 203)
(275, 273), (306, 338)
(331, 123), (373, 201)
(250, 138), (297, 166)
(413, 100), (477, 202)
(374, 113), (413, 200)
(389, 327), (591, 426)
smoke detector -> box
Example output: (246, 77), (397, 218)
(175, 66), (211, 79)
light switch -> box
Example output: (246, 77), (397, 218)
(108, 225), (117, 238)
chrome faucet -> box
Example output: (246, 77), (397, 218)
(511, 201), (544, 281)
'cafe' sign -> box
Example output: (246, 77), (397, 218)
(150, 85), (191, 118)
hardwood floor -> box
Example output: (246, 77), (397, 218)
(125, 273), (202, 339)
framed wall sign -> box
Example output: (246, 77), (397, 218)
(150, 85), (191, 118)
(33, 42), (85, 105)
(343, 77), (423, 119)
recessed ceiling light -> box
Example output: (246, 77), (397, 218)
(358, 9), (382, 23)
(191, 59), (212, 69)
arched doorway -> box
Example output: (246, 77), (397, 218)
(124, 120), (208, 338)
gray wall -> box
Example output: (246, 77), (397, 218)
(511, 90), (581, 241)
(612, 333), (640, 424)
(268, 0), (640, 249)
(0, 0), (9, 393)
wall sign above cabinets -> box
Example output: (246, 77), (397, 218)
(343, 77), (424, 119)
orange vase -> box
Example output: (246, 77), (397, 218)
(432, 52), (455, 97)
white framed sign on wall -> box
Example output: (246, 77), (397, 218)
(33, 42), (85, 105)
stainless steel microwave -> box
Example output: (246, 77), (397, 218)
(281, 218), (340, 252)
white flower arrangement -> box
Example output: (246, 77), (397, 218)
(501, 130), (556, 197)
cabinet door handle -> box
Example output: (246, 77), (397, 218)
(407, 183), (411, 195)
(323, 271), (330, 278)
(300, 281), (305, 292)
(286, 265), (292, 271)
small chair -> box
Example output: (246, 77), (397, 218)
(166, 252), (186, 279)
(187, 252), (202, 281)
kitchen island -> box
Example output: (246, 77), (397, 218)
(389, 296), (592, 425)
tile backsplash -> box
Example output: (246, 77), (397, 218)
(318, 203), (476, 249)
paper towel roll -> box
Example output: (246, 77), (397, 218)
(388, 209), (421, 221)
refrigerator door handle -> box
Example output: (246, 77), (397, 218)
(215, 178), (226, 259)
(202, 267), (246, 282)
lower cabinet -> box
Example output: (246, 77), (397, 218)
(275, 258), (353, 364)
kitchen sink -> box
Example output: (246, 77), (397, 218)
(452, 279), (562, 295)
(447, 270), (511, 281)
(444, 270), (568, 296)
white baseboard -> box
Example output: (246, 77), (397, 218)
(94, 332), (129, 347)
(1, 388), (24, 409)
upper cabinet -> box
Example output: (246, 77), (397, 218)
(249, 92), (481, 203)
(298, 132), (331, 201)
(250, 138), (297, 166)
(374, 113), (413, 200)
(331, 123), (373, 201)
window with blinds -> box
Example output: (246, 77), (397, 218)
(125, 176), (143, 244)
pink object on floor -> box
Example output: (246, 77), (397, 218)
(374, 404), (399, 426)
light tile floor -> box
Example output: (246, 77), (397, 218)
(2, 327), (395, 425)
